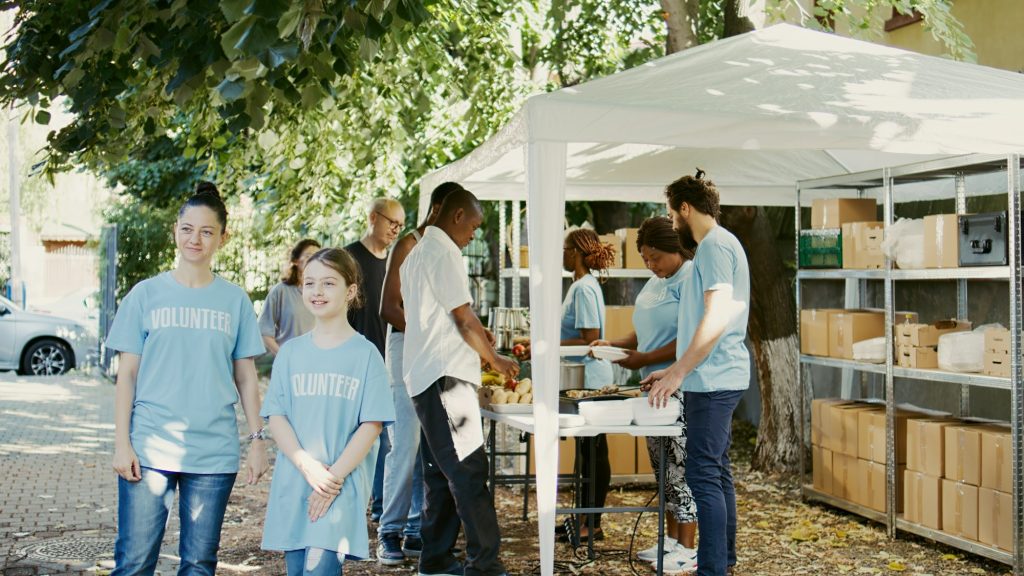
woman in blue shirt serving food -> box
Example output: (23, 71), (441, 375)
(591, 216), (698, 573)
(559, 228), (615, 543)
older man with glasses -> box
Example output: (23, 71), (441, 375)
(345, 196), (407, 522)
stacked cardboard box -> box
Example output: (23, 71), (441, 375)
(811, 199), (878, 229)
(895, 320), (972, 369)
(941, 423), (985, 541)
(923, 214), (960, 269)
(983, 327), (1011, 378)
(979, 426), (1012, 551)
(854, 408), (924, 512)
(841, 222), (884, 269)
(800, 309), (840, 356)
(829, 310), (885, 360)
(615, 228), (644, 270)
(605, 306), (635, 341)
(810, 400), (894, 507)
(904, 418), (957, 529)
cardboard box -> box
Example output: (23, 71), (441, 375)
(907, 418), (957, 477)
(813, 445), (834, 495)
(895, 320), (972, 348)
(897, 345), (938, 369)
(812, 398), (852, 447)
(825, 403), (882, 457)
(615, 228), (644, 270)
(598, 233), (623, 268)
(829, 310), (885, 359)
(941, 479), (979, 541)
(981, 425), (1012, 493)
(841, 222), (885, 269)
(859, 459), (905, 512)
(832, 452), (860, 502)
(801, 309), (840, 356)
(811, 198), (878, 229)
(985, 327), (1011, 355)
(924, 214), (960, 269)
(604, 306), (635, 342)
(979, 488), (1013, 551)
(858, 409), (928, 464)
(636, 438), (653, 475)
(944, 424), (983, 485)
(984, 351), (1011, 378)
(528, 435), (577, 475)
(607, 433), (636, 475)
(904, 470), (943, 529)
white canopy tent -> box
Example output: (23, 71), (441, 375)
(417, 23), (1024, 575)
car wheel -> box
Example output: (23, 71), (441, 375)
(22, 339), (72, 376)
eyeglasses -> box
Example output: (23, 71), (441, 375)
(375, 211), (404, 233)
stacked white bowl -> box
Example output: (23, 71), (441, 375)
(629, 396), (680, 426)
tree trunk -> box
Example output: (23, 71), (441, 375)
(723, 0), (756, 38)
(720, 206), (801, 474)
(660, 0), (699, 53)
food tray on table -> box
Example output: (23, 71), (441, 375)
(488, 403), (533, 414)
(558, 386), (641, 414)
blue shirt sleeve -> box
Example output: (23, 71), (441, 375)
(105, 284), (146, 355)
(573, 285), (602, 331)
(233, 292), (267, 360)
(359, 350), (396, 425)
(260, 348), (290, 418)
(695, 235), (737, 293)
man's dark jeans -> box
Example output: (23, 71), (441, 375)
(413, 376), (506, 576)
(684, 389), (744, 576)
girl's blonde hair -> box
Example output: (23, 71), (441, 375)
(304, 248), (363, 309)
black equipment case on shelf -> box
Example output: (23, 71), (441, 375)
(958, 211), (1010, 267)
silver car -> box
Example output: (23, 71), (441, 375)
(0, 295), (94, 375)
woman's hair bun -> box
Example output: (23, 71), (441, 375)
(194, 181), (221, 199)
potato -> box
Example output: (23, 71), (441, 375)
(505, 391), (520, 404)
(518, 392), (533, 404)
(515, 380), (532, 395)
(491, 389), (508, 405)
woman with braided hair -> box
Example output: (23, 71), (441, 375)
(559, 228), (615, 543)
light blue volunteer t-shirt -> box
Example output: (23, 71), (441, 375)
(560, 273), (613, 389)
(261, 332), (395, 558)
(676, 226), (750, 392)
(633, 261), (691, 379)
(104, 272), (266, 473)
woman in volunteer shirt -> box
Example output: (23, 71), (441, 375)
(107, 182), (268, 575)
(591, 216), (697, 572)
(559, 228), (615, 543)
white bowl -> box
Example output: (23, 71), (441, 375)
(578, 400), (633, 426)
(629, 396), (681, 426)
(591, 346), (629, 362)
(559, 345), (591, 357)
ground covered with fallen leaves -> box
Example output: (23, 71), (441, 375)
(217, 420), (1009, 575)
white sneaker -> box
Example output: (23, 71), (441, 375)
(636, 537), (678, 562)
(659, 548), (698, 575)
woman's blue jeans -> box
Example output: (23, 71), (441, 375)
(112, 467), (236, 576)
(285, 548), (344, 576)
(684, 390), (744, 576)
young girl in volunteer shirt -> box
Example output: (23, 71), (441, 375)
(261, 248), (395, 576)
(107, 182), (269, 575)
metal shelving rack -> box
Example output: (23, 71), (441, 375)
(497, 200), (653, 308)
(796, 154), (1023, 573)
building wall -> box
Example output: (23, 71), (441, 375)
(880, 0), (1024, 72)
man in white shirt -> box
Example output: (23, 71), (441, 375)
(401, 188), (518, 576)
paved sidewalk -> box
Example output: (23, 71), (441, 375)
(0, 370), (183, 574)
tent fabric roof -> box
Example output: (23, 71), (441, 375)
(420, 24), (1024, 210)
